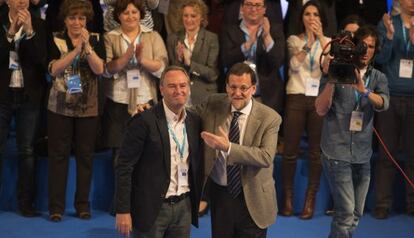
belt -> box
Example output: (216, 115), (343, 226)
(163, 192), (189, 204)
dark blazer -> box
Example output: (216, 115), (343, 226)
(220, 22), (285, 114)
(0, 10), (47, 105)
(167, 28), (219, 104)
(115, 103), (203, 232)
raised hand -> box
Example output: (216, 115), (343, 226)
(383, 13), (394, 40)
(17, 9), (33, 35)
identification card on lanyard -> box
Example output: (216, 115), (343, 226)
(178, 161), (189, 187)
(305, 77), (320, 96)
(66, 74), (83, 94)
(349, 111), (364, 131)
(127, 69), (141, 88)
(399, 59), (413, 78)
(9, 51), (20, 70)
(400, 22), (413, 78)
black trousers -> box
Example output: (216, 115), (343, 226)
(210, 181), (267, 238)
(47, 111), (98, 214)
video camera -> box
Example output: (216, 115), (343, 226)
(327, 31), (367, 84)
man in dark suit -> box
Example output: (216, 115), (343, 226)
(220, 0), (285, 114)
(197, 63), (282, 238)
(0, 0), (47, 217)
(115, 66), (203, 238)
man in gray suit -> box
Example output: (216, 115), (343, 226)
(197, 62), (282, 238)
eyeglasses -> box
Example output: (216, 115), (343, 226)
(227, 84), (254, 93)
(243, 2), (265, 9)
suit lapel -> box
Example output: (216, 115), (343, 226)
(242, 101), (260, 146)
(191, 28), (205, 61)
(154, 104), (171, 177)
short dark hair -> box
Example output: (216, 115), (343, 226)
(340, 14), (366, 31)
(299, 0), (327, 34)
(354, 25), (380, 54)
(242, 0), (266, 7)
(113, 0), (146, 24)
(59, 0), (94, 22)
(226, 62), (257, 85)
(160, 66), (191, 85)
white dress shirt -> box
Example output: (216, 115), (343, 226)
(210, 99), (253, 186)
(163, 100), (190, 197)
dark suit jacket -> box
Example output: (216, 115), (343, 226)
(220, 22), (285, 114)
(115, 103), (203, 232)
(167, 28), (219, 104)
(0, 10), (47, 105)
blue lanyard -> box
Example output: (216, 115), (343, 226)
(304, 36), (320, 71)
(402, 21), (411, 55)
(354, 75), (371, 108)
(168, 125), (187, 160)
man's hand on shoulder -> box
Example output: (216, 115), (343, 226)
(116, 213), (132, 238)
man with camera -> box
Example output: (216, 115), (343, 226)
(315, 25), (389, 238)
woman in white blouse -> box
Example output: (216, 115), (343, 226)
(280, 0), (329, 220)
(103, 0), (167, 153)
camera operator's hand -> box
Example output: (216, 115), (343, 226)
(382, 13), (394, 40)
(352, 69), (365, 94)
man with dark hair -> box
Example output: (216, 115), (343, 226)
(0, 0), (47, 217)
(196, 62), (282, 238)
(315, 25), (389, 238)
(374, 0), (414, 219)
(115, 66), (203, 238)
(220, 0), (285, 114)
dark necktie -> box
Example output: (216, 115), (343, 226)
(227, 111), (242, 198)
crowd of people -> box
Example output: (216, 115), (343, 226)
(0, 0), (413, 238)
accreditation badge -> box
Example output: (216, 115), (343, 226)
(127, 69), (141, 88)
(305, 77), (320, 96)
(399, 59), (413, 79)
(178, 161), (189, 187)
(349, 111), (364, 132)
(66, 74), (83, 94)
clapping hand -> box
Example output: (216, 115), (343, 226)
(201, 126), (230, 152)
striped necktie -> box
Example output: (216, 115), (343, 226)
(227, 111), (242, 198)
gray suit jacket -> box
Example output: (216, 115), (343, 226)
(167, 28), (219, 104)
(196, 94), (282, 229)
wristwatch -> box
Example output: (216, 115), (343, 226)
(363, 89), (372, 98)
(302, 45), (311, 53)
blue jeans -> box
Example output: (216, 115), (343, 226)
(322, 153), (371, 238)
(0, 100), (40, 207)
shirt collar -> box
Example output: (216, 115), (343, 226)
(231, 99), (253, 116)
(163, 99), (187, 124)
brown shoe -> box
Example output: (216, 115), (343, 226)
(280, 190), (294, 216)
(299, 191), (316, 219)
